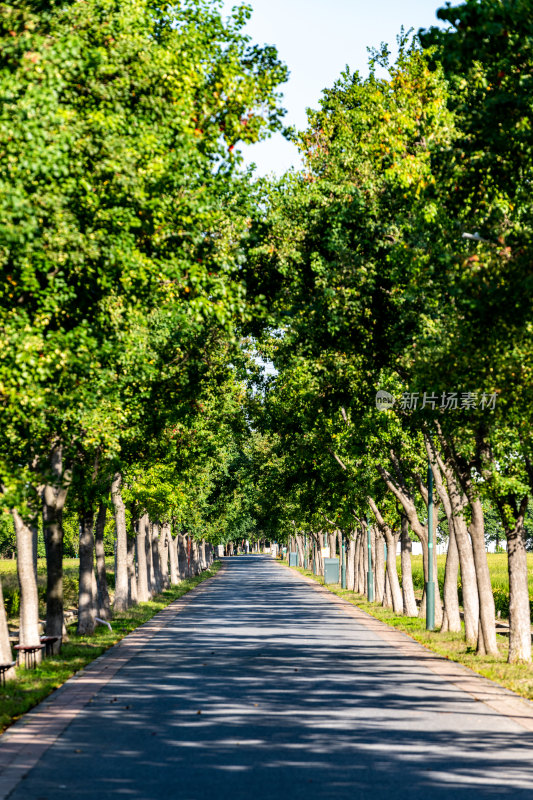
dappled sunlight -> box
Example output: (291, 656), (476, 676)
(9, 556), (533, 800)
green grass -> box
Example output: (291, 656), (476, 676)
(404, 553), (533, 618)
(0, 561), (222, 733)
(287, 561), (533, 702)
(0, 557), (115, 619)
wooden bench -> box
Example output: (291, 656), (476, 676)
(40, 636), (60, 657)
(14, 644), (45, 669)
(0, 662), (16, 686)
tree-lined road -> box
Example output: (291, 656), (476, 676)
(3, 556), (533, 799)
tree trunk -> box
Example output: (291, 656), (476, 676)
(168, 531), (179, 585)
(434, 453), (479, 644)
(111, 472), (129, 613)
(352, 534), (360, 592)
(347, 536), (355, 591)
(42, 447), (70, 651)
(400, 516), (418, 616)
(192, 539), (200, 575)
(383, 567), (392, 608)
(317, 531), (325, 576)
(377, 463), (443, 624)
(151, 521), (163, 593)
(469, 498), (498, 655)
(77, 504), (96, 635)
(337, 529), (343, 582)
(441, 521), (461, 633)
(135, 514), (150, 602)
(159, 523), (170, 589)
(357, 530), (365, 594)
(94, 501), (111, 620)
(0, 577), (15, 679)
(374, 531), (385, 604)
(506, 499), (531, 663)
(145, 521), (155, 595)
(12, 509), (42, 656)
(127, 534), (137, 605)
(177, 534), (188, 580)
(362, 526), (368, 595)
(385, 532), (402, 613)
(426, 446), (479, 644)
(295, 534), (305, 567)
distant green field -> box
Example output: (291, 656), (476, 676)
(402, 553), (533, 592)
(0, 558), (115, 620)
(400, 553), (533, 618)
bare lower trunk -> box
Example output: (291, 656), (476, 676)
(94, 502), (111, 620)
(337, 529), (343, 582)
(347, 537), (355, 591)
(159, 523), (170, 589)
(428, 448), (476, 639)
(358, 531), (365, 594)
(383, 568), (392, 608)
(400, 516), (418, 616)
(375, 532), (385, 604)
(127, 534), (137, 605)
(435, 455), (479, 643)
(0, 577), (15, 679)
(295, 534), (305, 567)
(317, 531), (325, 576)
(77, 505), (96, 635)
(469, 498), (498, 655)
(43, 485), (68, 650)
(152, 522), (163, 592)
(506, 504), (531, 663)
(199, 539), (207, 571)
(177, 534), (188, 579)
(136, 514), (150, 602)
(419, 535), (444, 626)
(441, 522), (461, 633)
(168, 531), (179, 585)
(146, 522), (155, 595)
(385, 533), (402, 613)
(452, 516), (479, 643)
(111, 473), (129, 613)
(192, 540), (200, 575)
(13, 509), (42, 657)
(328, 531), (336, 560)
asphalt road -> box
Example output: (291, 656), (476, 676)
(6, 555), (533, 799)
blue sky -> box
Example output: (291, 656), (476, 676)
(221, 0), (448, 175)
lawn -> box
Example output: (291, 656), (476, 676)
(0, 557), (115, 621)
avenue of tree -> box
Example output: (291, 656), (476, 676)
(0, 0), (532, 680)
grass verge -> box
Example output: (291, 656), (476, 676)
(0, 561), (222, 734)
(285, 561), (533, 702)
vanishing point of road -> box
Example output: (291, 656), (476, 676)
(1, 555), (533, 799)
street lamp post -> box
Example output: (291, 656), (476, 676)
(426, 462), (435, 631)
